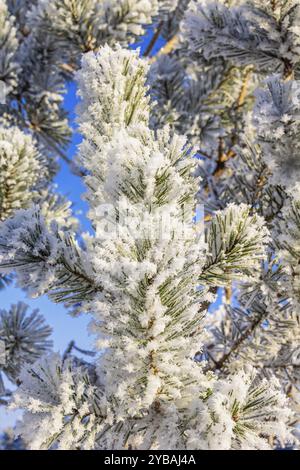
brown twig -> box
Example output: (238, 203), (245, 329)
(283, 59), (294, 81)
(225, 285), (232, 304)
(156, 35), (178, 57)
(59, 63), (76, 74)
(143, 22), (164, 57)
(211, 67), (253, 179)
(236, 67), (252, 108)
(149, 35), (179, 63)
(210, 313), (264, 371)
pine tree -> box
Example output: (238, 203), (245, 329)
(181, 0), (300, 445)
(0, 44), (294, 450)
(0, 1), (181, 439)
(0, 0), (181, 221)
(0, 0), (299, 451)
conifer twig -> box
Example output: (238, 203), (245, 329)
(143, 21), (163, 57)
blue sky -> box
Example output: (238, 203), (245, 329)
(0, 28), (166, 431)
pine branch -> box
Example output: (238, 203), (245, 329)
(209, 311), (265, 372)
(0, 207), (101, 307)
(0, 302), (52, 382)
(200, 204), (269, 286)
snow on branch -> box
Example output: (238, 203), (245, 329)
(0, 207), (100, 309)
(253, 75), (300, 189)
(0, 45), (292, 450)
(183, 1), (300, 74)
(200, 203), (270, 285)
(0, 0), (19, 94)
(0, 127), (45, 221)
